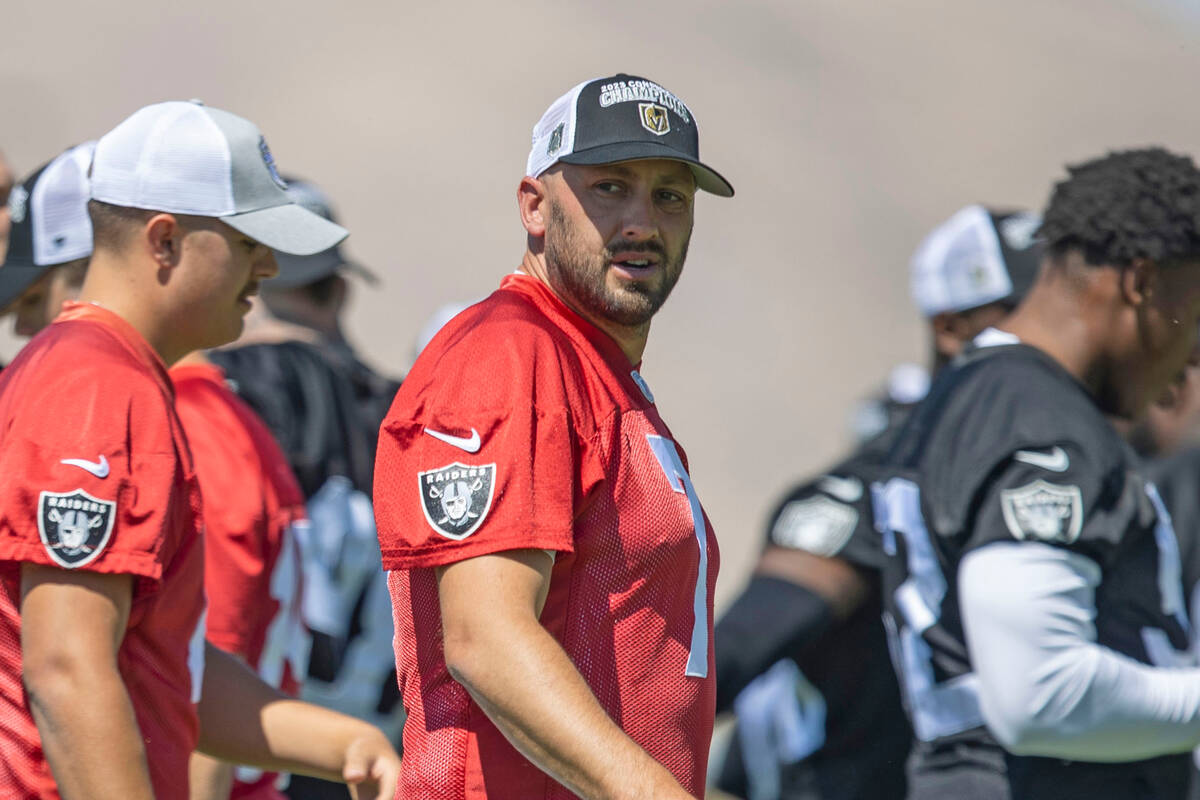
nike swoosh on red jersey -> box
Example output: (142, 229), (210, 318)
(423, 427), (482, 453)
(60, 455), (110, 478)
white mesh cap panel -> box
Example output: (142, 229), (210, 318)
(910, 204), (1011, 317)
(30, 141), (95, 266)
(525, 79), (589, 179)
(91, 101), (235, 215)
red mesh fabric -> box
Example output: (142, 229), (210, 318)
(378, 275), (719, 798)
(0, 305), (206, 799)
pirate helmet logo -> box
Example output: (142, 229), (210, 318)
(638, 103), (671, 136)
(417, 462), (496, 540)
(37, 489), (116, 569)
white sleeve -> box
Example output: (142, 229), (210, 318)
(959, 541), (1200, 762)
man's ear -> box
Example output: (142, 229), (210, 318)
(1120, 257), (1157, 308)
(144, 213), (183, 268)
(518, 176), (548, 238)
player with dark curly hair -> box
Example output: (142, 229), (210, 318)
(872, 147), (1200, 800)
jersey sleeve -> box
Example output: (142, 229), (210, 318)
(766, 466), (885, 571)
(173, 379), (274, 659)
(962, 439), (1143, 567)
(374, 319), (601, 569)
(0, 362), (179, 584)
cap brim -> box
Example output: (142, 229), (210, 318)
(222, 202), (349, 256)
(0, 264), (52, 312)
(559, 142), (734, 198)
(270, 247), (380, 289)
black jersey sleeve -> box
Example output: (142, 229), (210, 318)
(914, 346), (1149, 568)
(965, 441), (1148, 566)
(766, 462), (886, 571)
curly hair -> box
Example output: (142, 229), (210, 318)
(1040, 147), (1200, 267)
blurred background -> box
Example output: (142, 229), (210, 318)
(4, 0), (1200, 604)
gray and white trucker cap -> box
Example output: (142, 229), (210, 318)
(90, 101), (347, 256)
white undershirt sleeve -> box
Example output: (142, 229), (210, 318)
(959, 541), (1200, 762)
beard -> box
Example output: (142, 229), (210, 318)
(543, 201), (690, 327)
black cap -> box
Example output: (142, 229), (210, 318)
(526, 74), (733, 197)
(269, 176), (377, 290)
(1, 142), (96, 310)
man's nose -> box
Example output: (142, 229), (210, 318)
(620, 191), (660, 242)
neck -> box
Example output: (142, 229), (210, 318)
(519, 251), (649, 365)
(78, 251), (187, 365)
(996, 278), (1108, 396)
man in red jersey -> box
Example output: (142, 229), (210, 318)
(173, 354), (311, 800)
(373, 73), (733, 799)
(0, 106), (398, 800)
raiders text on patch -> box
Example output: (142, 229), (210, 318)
(1000, 479), (1083, 544)
(418, 462), (496, 540)
(37, 489), (116, 568)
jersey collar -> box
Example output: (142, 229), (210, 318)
(500, 273), (655, 405)
(54, 302), (174, 397)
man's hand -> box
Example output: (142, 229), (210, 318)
(341, 728), (402, 800)
(197, 643), (399, 797)
(21, 564), (156, 800)
(437, 549), (694, 800)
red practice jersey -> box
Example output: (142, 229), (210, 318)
(0, 303), (206, 800)
(375, 273), (720, 799)
(171, 362), (309, 800)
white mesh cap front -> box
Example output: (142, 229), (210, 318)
(910, 204), (1011, 317)
(90, 101), (347, 255)
(525, 80), (589, 179)
(31, 141), (96, 266)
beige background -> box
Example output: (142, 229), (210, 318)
(4, 0), (1200, 605)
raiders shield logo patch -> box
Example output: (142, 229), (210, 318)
(1000, 479), (1083, 544)
(37, 489), (116, 568)
(418, 462), (496, 540)
(638, 102), (671, 136)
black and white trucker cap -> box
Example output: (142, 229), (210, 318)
(90, 101), (348, 256)
(910, 204), (1044, 316)
(526, 74), (734, 197)
(0, 141), (95, 310)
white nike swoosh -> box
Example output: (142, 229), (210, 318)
(423, 427), (482, 453)
(1014, 446), (1069, 472)
(818, 474), (863, 503)
(60, 455), (110, 479)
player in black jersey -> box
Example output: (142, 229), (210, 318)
(712, 205), (1043, 800)
(874, 148), (1200, 800)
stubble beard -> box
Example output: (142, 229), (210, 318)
(543, 201), (689, 327)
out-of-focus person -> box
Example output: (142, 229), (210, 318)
(208, 177), (404, 800)
(711, 205), (1043, 800)
(0, 149), (15, 263)
(0, 104), (398, 799)
(875, 148), (1200, 800)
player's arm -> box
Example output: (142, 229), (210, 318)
(196, 643), (399, 799)
(961, 541), (1200, 761)
(188, 752), (234, 800)
(438, 548), (696, 800)
(20, 564), (156, 800)
(714, 547), (867, 713)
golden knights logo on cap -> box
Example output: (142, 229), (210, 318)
(638, 103), (670, 136)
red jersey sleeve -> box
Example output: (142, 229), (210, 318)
(374, 302), (603, 569)
(0, 346), (180, 584)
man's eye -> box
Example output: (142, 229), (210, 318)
(595, 181), (623, 194)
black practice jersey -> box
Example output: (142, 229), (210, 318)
(1147, 446), (1200, 800)
(875, 341), (1193, 800)
(717, 426), (911, 800)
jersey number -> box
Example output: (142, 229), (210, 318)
(647, 434), (709, 678)
(873, 477), (984, 742)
